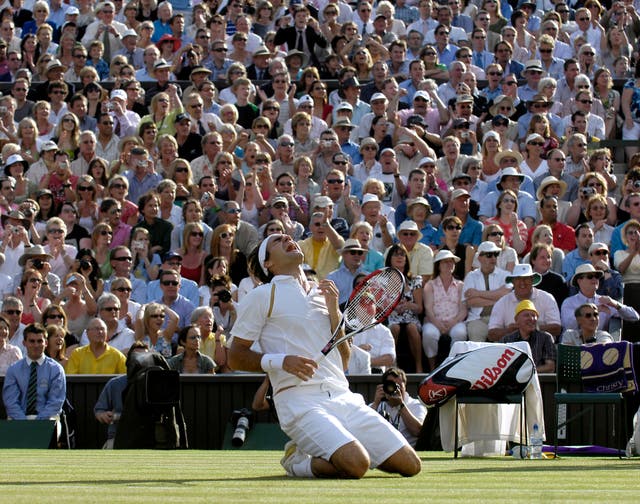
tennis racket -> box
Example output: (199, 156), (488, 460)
(319, 267), (405, 359)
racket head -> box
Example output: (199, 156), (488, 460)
(344, 267), (405, 331)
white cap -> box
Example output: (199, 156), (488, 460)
(122, 29), (139, 39)
(477, 241), (502, 254)
(110, 89), (127, 101)
(361, 194), (381, 207)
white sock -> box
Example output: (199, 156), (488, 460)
(291, 457), (314, 478)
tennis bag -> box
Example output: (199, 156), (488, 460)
(418, 344), (535, 407)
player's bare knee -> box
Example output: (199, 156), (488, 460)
(341, 456), (369, 479)
(332, 442), (370, 479)
(401, 454), (421, 477)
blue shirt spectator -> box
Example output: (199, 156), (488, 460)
(2, 355), (66, 420)
(124, 170), (163, 205)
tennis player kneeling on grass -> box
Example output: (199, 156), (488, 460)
(229, 234), (421, 478)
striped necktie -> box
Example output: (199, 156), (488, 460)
(26, 361), (38, 416)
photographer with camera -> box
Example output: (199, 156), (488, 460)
(0, 210), (32, 277)
(14, 246), (60, 302)
(369, 367), (427, 448)
(210, 274), (237, 334)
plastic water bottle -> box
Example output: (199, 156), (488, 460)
(529, 424), (543, 459)
(510, 445), (529, 459)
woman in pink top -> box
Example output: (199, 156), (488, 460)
(483, 189), (527, 256)
(422, 250), (467, 372)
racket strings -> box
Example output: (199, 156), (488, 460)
(345, 270), (404, 330)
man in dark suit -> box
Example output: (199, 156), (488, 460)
(246, 46), (272, 81)
(273, 5), (328, 67)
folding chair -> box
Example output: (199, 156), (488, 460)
(554, 344), (629, 458)
(454, 392), (527, 458)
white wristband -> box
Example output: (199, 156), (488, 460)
(261, 353), (286, 372)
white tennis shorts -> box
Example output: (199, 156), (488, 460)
(275, 384), (409, 467)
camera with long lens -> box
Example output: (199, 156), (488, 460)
(230, 408), (253, 447)
(32, 259), (44, 270)
(80, 259), (92, 271)
(382, 379), (400, 397)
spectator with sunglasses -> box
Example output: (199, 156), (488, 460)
(299, 211), (344, 281)
(326, 238), (370, 307)
(536, 35), (565, 81)
(152, 269), (194, 331)
(3, 297), (25, 355)
(41, 304), (77, 354)
(110, 277), (141, 329)
(588, 242), (623, 301)
(103, 245), (145, 303)
(463, 240), (511, 342)
(562, 303), (613, 345)
(144, 251), (198, 305)
(80, 291), (136, 353)
(15, 245), (60, 301)
(561, 263), (638, 335)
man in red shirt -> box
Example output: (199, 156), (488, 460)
(527, 195), (576, 253)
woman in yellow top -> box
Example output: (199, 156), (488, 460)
(139, 86), (184, 137)
(190, 306), (229, 373)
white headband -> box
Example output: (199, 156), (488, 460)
(258, 234), (282, 276)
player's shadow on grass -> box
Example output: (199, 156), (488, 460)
(0, 475), (296, 487)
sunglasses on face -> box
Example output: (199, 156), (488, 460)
(481, 252), (500, 258)
(446, 225), (462, 231)
(488, 231), (504, 237)
(161, 280), (179, 286)
(580, 312), (599, 319)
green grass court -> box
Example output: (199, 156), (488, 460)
(1, 450), (639, 503)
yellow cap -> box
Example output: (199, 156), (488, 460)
(515, 299), (538, 318)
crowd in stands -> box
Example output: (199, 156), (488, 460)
(0, 0), (640, 399)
